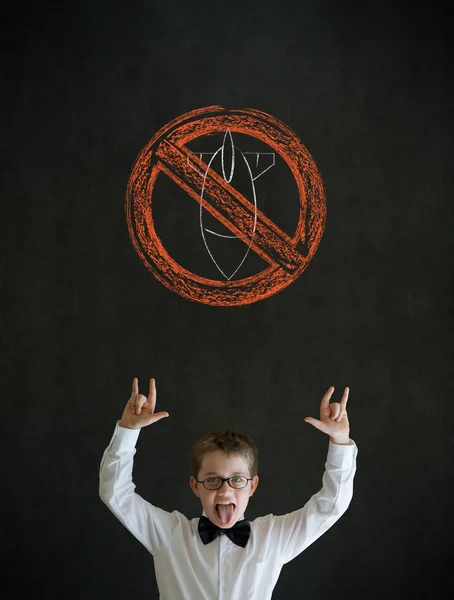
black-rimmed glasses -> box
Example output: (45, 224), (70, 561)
(196, 475), (253, 490)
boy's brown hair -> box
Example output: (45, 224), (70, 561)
(189, 430), (259, 478)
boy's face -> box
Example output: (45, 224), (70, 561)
(190, 451), (259, 528)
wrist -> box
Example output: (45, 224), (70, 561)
(330, 435), (350, 445)
(118, 419), (139, 430)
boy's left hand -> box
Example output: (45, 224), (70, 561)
(304, 386), (350, 445)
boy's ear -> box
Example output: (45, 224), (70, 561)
(249, 475), (259, 496)
(189, 476), (200, 497)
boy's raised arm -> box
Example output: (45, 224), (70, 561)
(268, 386), (357, 564)
(99, 378), (174, 555)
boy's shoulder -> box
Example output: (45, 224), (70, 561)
(250, 513), (278, 532)
(251, 513), (274, 524)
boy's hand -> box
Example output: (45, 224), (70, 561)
(304, 386), (350, 445)
(119, 378), (169, 430)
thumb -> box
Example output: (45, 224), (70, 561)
(150, 411), (170, 424)
(304, 417), (327, 433)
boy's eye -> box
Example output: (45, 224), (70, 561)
(230, 476), (248, 488)
(206, 477), (219, 484)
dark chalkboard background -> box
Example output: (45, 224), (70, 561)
(3, 1), (453, 598)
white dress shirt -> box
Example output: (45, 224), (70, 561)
(99, 423), (358, 600)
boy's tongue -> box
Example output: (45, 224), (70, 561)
(217, 503), (235, 525)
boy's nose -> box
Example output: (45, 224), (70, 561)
(217, 480), (234, 495)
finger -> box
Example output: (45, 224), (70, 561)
(336, 387), (350, 421)
(151, 411), (169, 423)
(320, 386), (335, 418)
(148, 378), (156, 412)
(340, 387), (349, 408)
(304, 417), (327, 434)
(329, 403), (340, 420)
(129, 379), (138, 414)
(135, 394), (147, 415)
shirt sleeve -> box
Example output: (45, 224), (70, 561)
(266, 438), (358, 564)
(99, 422), (179, 556)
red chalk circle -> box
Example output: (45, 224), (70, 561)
(126, 106), (326, 306)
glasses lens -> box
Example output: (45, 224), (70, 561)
(204, 478), (222, 490)
(230, 476), (248, 489)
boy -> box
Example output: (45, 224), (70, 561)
(99, 378), (357, 599)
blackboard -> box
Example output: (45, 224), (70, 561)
(3, 1), (453, 598)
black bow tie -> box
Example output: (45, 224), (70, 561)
(198, 516), (251, 548)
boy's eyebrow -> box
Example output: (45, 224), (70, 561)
(202, 471), (247, 477)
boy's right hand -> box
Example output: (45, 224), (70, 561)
(119, 378), (169, 430)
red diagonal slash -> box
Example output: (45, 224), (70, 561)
(156, 139), (304, 274)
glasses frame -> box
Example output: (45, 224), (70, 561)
(196, 475), (253, 490)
